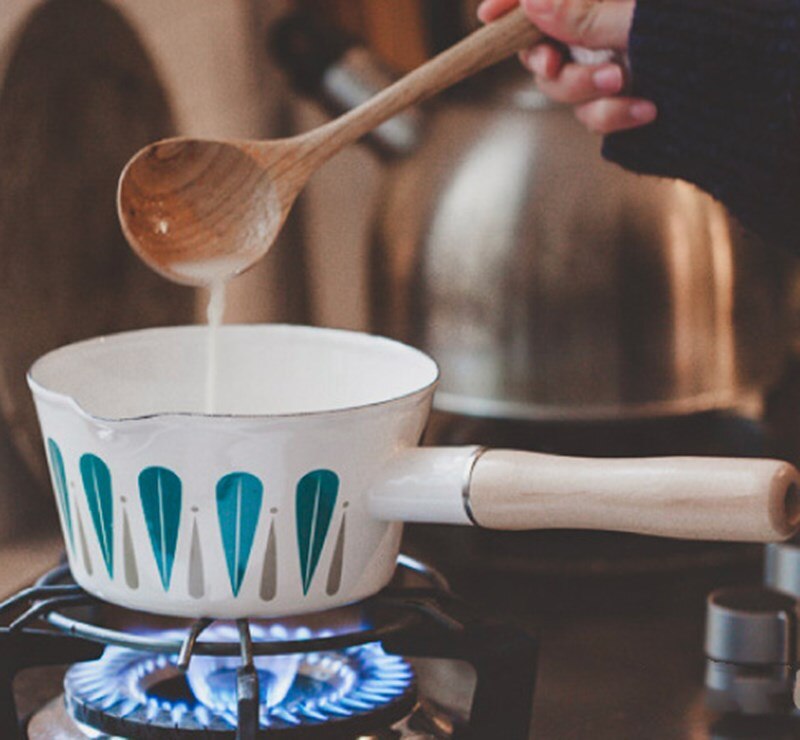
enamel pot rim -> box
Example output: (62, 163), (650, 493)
(26, 323), (441, 423)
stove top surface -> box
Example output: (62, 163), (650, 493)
(29, 694), (458, 739)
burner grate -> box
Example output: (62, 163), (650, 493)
(0, 555), (539, 740)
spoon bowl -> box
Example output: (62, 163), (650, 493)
(117, 9), (542, 285)
(118, 138), (291, 285)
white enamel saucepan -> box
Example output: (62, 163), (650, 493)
(27, 325), (800, 618)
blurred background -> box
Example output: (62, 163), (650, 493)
(2, 2), (800, 737)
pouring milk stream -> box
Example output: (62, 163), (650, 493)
(153, 257), (250, 414)
(204, 281), (226, 413)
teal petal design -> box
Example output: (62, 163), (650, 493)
(216, 473), (263, 597)
(46, 439), (74, 552)
(79, 454), (114, 579)
(296, 469), (339, 596)
(139, 466), (182, 591)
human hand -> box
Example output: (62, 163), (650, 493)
(477, 0), (656, 134)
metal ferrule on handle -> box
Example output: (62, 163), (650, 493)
(369, 448), (800, 542)
(367, 446), (483, 526)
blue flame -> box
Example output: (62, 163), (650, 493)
(185, 623), (303, 712)
(64, 623), (415, 732)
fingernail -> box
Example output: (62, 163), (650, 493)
(592, 66), (623, 93)
(476, 0), (490, 22)
(525, 47), (545, 74)
(630, 101), (657, 122)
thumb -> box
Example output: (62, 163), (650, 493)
(521, 0), (634, 50)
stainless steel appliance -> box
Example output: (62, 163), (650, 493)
(369, 81), (789, 421)
(272, 12), (792, 423)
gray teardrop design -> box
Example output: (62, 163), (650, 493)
(122, 508), (139, 590)
(75, 506), (93, 576)
(260, 520), (277, 601)
(188, 519), (204, 599)
(326, 514), (346, 596)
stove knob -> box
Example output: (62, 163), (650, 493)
(765, 541), (800, 598)
(705, 587), (797, 715)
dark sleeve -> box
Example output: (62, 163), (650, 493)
(601, 0), (800, 254)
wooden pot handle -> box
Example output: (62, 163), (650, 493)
(467, 450), (800, 542)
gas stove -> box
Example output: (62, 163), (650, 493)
(0, 555), (537, 739)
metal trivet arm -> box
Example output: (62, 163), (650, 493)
(235, 619), (258, 740)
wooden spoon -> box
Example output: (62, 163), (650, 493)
(117, 8), (542, 286)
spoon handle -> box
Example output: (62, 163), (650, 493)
(300, 7), (542, 164)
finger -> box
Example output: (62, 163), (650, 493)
(521, 0), (635, 49)
(534, 62), (625, 104)
(574, 98), (657, 134)
(521, 42), (565, 79)
(477, 0), (518, 23)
